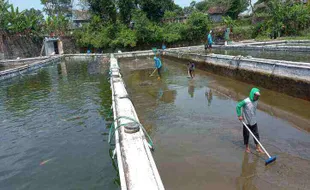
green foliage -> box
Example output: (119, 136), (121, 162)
(131, 10), (163, 43)
(233, 25), (254, 39)
(163, 11), (177, 19)
(110, 23), (137, 48)
(222, 16), (238, 28)
(41, 0), (72, 17)
(195, 1), (209, 12)
(256, 0), (310, 38)
(45, 14), (69, 36)
(88, 0), (117, 22)
(118, 0), (136, 24)
(0, 2), (45, 35)
(138, 0), (176, 22)
(162, 23), (185, 43)
(185, 12), (210, 40)
(226, 0), (248, 19)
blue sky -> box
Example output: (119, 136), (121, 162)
(8, 0), (200, 11)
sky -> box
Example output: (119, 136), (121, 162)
(8, 0), (200, 12)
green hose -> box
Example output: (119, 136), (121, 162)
(108, 116), (154, 151)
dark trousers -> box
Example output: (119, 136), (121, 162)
(243, 123), (260, 145)
(157, 67), (162, 77)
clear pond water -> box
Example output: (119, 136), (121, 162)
(120, 57), (310, 190)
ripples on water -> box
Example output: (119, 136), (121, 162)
(0, 59), (119, 190)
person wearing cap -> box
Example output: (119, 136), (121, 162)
(236, 88), (264, 153)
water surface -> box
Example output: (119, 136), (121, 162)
(0, 59), (118, 190)
(120, 57), (310, 190)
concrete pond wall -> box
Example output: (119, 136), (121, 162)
(213, 40), (310, 52)
(164, 50), (310, 101)
(0, 56), (62, 81)
(110, 54), (164, 190)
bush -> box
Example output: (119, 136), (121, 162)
(232, 26), (254, 40)
(256, 0), (310, 38)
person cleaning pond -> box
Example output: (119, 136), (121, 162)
(187, 62), (195, 78)
(154, 55), (162, 80)
(207, 30), (213, 53)
(236, 88), (264, 154)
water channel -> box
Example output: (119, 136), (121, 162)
(0, 55), (309, 189)
(120, 56), (310, 190)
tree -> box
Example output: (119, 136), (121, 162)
(195, 1), (209, 12)
(111, 23), (137, 48)
(226, 0), (248, 19)
(185, 12), (210, 41)
(0, 0), (11, 31)
(88, 0), (117, 23)
(131, 10), (163, 43)
(183, 1), (197, 15)
(163, 11), (177, 19)
(138, 0), (175, 22)
(162, 23), (185, 43)
(45, 14), (69, 36)
(41, 0), (72, 17)
(118, 0), (136, 24)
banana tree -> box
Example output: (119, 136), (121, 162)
(0, 1), (12, 31)
(45, 14), (69, 36)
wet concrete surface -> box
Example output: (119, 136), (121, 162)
(120, 57), (310, 190)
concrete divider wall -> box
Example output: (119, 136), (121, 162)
(0, 56), (50, 67)
(110, 55), (164, 190)
(213, 40), (310, 52)
(0, 56), (62, 81)
(64, 54), (109, 62)
(164, 50), (310, 100)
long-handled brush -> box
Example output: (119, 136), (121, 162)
(242, 121), (277, 165)
(149, 68), (157, 77)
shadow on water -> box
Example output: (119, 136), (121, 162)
(119, 57), (310, 190)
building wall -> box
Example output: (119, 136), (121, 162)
(210, 14), (223, 23)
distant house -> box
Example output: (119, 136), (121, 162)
(208, 7), (228, 22)
(71, 10), (91, 29)
(162, 16), (189, 24)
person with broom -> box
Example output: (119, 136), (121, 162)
(153, 55), (162, 80)
(236, 88), (264, 154)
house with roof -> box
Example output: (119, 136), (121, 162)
(71, 10), (91, 29)
(207, 6), (228, 22)
(162, 16), (189, 24)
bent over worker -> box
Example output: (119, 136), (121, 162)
(236, 88), (264, 154)
(154, 55), (162, 80)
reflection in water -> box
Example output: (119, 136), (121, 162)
(4, 69), (51, 114)
(0, 59), (117, 190)
(236, 153), (259, 190)
(188, 80), (195, 98)
(119, 57), (310, 190)
(109, 148), (121, 187)
(205, 89), (213, 106)
(157, 88), (164, 101)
